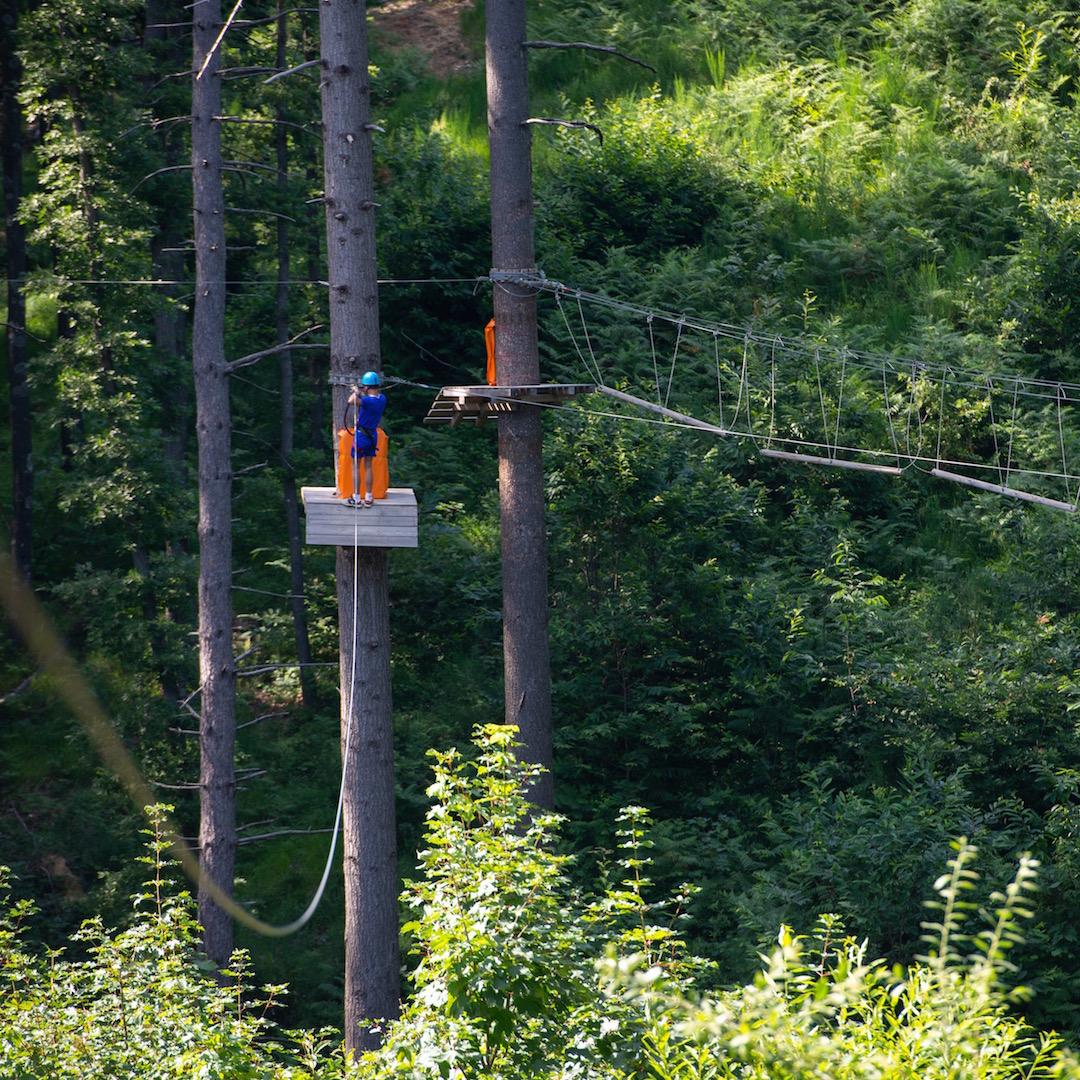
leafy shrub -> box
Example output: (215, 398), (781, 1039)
(356, 726), (1080, 1080)
(0, 810), (300, 1079)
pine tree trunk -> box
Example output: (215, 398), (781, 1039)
(2, 0), (31, 584)
(486, 0), (554, 809)
(276, 2), (314, 708)
(192, 0), (236, 969)
(319, 0), (399, 1049)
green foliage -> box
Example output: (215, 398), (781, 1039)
(0, 810), (294, 1079)
(354, 729), (1080, 1079)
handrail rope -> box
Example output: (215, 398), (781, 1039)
(648, 315), (660, 406)
(526, 395), (1080, 482)
(768, 335), (781, 450)
(833, 349), (847, 459)
(527, 276), (1080, 401)
(936, 367), (948, 470)
(814, 346), (830, 457)
(555, 289), (601, 386)
(714, 332), (724, 429)
(1058, 384), (1072, 505)
(881, 357), (902, 468)
(987, 378), (1003, 488)
(1006, 379), (1019, 485)
(577, 293), (605, 387)
(664, 319), (683, 412)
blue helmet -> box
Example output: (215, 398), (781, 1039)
(361, 370), (381, 386)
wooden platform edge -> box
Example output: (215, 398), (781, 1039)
(300, 486), (419, 548)
(424, 383), (596, 425)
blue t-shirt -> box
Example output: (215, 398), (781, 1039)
(353, 393), (386, 457)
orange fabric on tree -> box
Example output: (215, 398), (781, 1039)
(336, 426), (390, 499)
(336, 427), (355, 499)
(485, 318), (496, 386)
(372, 427), (390, 498)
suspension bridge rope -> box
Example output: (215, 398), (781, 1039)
(483, 272), (1080, 509)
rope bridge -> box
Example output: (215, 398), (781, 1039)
(510, 275), (1080, 513)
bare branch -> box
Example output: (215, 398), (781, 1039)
(238, 827), (334, 846)
(130, 164), (193, 195)
(221, 65), (279, 80)
(524, 117), (604, 145)
(0, 321), (46, 345)
(152, 779), (202, 790)
(233, 8), (317, 30)
(225, 206), (297, 222)
(232, 584), (307, 600)
(232, 460), (269, 477)
(234, 644), (257, 665)
(238, 818), (275, 832)
(224, 158), (282, 175)
(523, 40), (657, 72)
(149, 71), (195, 91)
(264, 58), (320, 84)
(226, 329), (327, 373)
(236, 661), (336, 678)
(0, 670), (37, 705)
(120, 115), (193, 138)
(216, 115), (320, 135)
(237, 712), (288, 730)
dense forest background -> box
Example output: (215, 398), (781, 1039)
(4, 0), (1080, 1045)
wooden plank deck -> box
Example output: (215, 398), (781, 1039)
(424, 383), (595, 426)
(300, 487), (418, 548)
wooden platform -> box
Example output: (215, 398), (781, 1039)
(300, 487), (418, 548)
(424, 383), (595, 426)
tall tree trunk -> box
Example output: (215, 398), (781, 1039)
(486, 0), (554, 809)
(319, 0), (399, 1050)
(277, 1), (314, 708)
(2, 0), (31, 583)
(192, 0), (236, 969)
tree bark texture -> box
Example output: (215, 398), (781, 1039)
(486, 0), (554, 809)
(192, 0), (237, 969)
(335, 543), (398, 1049)
(277, 2), (314, 708)
(2, 0), (31, 583)
(319, 0), (400, 1049)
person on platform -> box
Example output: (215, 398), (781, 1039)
(347, 371), (387, 507)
